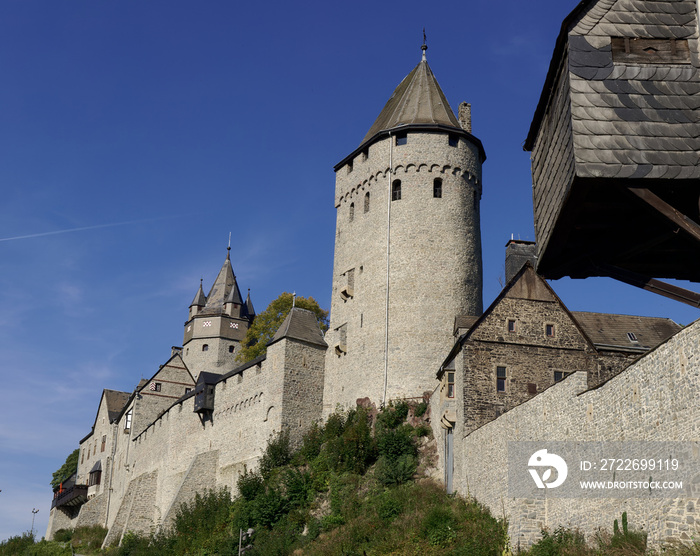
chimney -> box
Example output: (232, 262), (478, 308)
(505, 240), (537, 284)
(458, 102), (472, 133)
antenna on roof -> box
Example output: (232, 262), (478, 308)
(422, 28), (427, 60)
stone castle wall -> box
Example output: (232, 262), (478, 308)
(324, 131), (483, 413)
(96, 336), (324, 543)
(458, 320), (700, 549)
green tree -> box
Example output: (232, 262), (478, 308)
(51, 448), (79, 490)
(236, 292), (328, 363)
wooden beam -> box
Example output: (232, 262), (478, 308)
(628, 187), (700, 243)
(598, 263), (700, 308)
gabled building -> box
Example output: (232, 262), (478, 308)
(433, 257), (681, 493)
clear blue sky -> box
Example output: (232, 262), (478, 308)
(1, 0), (697, 542)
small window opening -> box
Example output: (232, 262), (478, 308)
(185, 388), (192, 394)
(507, 319), (516, 333)
(554, 371), (571, 382)
(228, 345), (235, 353)
(527, 383), (537, 394)
(392, 180), (401, 201)
(347, 161), (353, 173)
(364, 192), (370, 213)
(395, 132), (407, 146)
(202, 344), (209, 351)
(101, 435), (106, 452)
(433, 178), (442, 198)
(349, 202), (354, 221)
(627, 332), (638, 342)
(447, 372), (455, 398)
(496, 366), (507, 392)
(362, 149), (368, 161)
(546, 324), (555, 338)
(448, 134), (458, 147)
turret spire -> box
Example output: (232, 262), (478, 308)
(421, 28), (427, 61)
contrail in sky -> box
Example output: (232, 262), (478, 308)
(0, 216), (175, 242)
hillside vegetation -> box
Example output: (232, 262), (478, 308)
(3, 402), (699, 555)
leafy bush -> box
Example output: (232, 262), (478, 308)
(284, 468), (312, 508)
(51, 530), (72, 543)
(237, 470), (264, 501)
(376, 401), (409, 430)
(376, 424), (416, 460)
(528, 527), (588, 556)
(413, 400), (428, 418)
(259, 430), (291, 479)
(252, 487), (288, 528)
(375, 454), (417, 486)
(0, 532), (36, 556)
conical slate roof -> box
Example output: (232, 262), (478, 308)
(360, 53), (462, 145)
(189, 280), (207, 308)
(245, 289), (255, 318)
(225, 279), (244, 306)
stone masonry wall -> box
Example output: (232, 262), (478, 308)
(98, 336), (326, 544)
(459, 320), (700, 550)
(324, 131), (483, 414)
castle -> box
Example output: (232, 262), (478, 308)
(47, 0), (700, 548)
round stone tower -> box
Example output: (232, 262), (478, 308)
(323, 45), (485, 413)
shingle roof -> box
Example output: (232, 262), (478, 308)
(104, 389), (130, 423)
(526, 0), (700, 179)
(245, 290), (255, 319)
(269, 307), (328, 348)
(360, 55), (462, 146)
(572, 311), (682, 351)
(189, 280), (207, 308)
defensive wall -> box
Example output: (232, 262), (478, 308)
(458, 319), (700, 550)
(93, 333), (324, 546)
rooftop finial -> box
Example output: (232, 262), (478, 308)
(421, 28), (427, 61)
(292, 291), (296, 308)
(227, 232), (231, 259)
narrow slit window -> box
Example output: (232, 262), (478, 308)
(349, 202), (354, 221)
(433, 178), (442, 198)
(392, 180), (401, 201)
(507, 319), (516, 333)
(546, 324), (555, 338)
(447, 372), (455, 398)
(496, 366), (507, 392)
(364, 192), (370, 213)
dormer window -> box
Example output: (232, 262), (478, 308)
(627, 332), (638, 343)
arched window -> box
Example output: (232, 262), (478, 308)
(202, 344), (209, 352)
(228, 345), (234, 353)
(364, 192), (370, 213)
(433, 178), (442, 198)
(349, 202), (354, 221)
(392, 180), (401, 201)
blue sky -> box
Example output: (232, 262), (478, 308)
(1, 0), (697, 542)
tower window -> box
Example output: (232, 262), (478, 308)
(507, 319), (516, 333)
(349, 202), (354, 221)
(448, 134), (459, 147)
(395, 132), (407, 146)
(364, 192), (370, 213)
(546, 324), (555, 338)
(347, 161), (353, 173)
(228, 345), (235, 353)
(362, 149), (368, 161)
(202, 344), (209, 351)
(496, 366), (507, 392)
(101, 435), (106, 452)
(433, 178), (442, 198)
(554, 371), (571, 382)
(392, 180), (401, 201)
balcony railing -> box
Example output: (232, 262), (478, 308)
(51, 484), (88, 510)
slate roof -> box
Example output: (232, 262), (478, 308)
(189, 281), (206, 308)
(572, 311), (682, 351)
(104, 389), (131, 423)
(360, 54), (462, 145)
(525, 0), (700, 179)
(269, 307), (328, 348)
(245, 290), (256, 318)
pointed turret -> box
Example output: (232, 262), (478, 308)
(245, 289), (256, 320)
(189, 280), (207, 318)
(182, 246), (255, 374)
